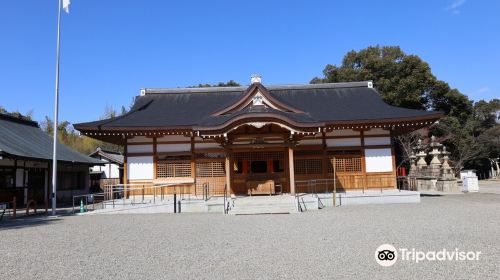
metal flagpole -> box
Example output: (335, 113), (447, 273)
(51, 0), (63, 216)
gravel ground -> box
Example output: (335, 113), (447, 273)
(1, 185), (499, 280)
(478, 179), (500, 194)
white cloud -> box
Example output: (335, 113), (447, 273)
(446, 0), (466, 14)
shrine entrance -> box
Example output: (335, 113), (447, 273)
(231, 150), (287, 195)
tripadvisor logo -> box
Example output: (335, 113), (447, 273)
(375, 244), (398, 267)
(375, 244), (482, 267)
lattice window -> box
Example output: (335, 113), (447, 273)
(196, 162), (226, 177)
(328, 157), (362, 173)
(157, 161), (191, 178)
(294, 159), (322, 174)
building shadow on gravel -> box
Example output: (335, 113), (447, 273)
(0, 215), (62, 230)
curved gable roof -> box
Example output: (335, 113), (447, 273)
(74, 81), (442, 132)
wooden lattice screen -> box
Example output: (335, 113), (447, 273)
(294, 159), (322, 174)
(195, 160), (226, 196)
(196, 162), (225, 177)
(157, 160), (192, 178)
(327, 157), (362, 173)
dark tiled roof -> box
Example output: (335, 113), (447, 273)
(89, 147), (124, 165)
(0, 114), (104, 165)
(74, 82), (441, 131)
(270, 86), (435, 121)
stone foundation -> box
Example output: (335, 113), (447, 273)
(436, 179), (460, 192)
(416, 178), (437, 191)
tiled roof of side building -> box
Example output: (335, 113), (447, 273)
(89, 147), (124, 165)
(0, 114), (104, 165)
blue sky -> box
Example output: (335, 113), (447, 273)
(0, 0), (498, 124)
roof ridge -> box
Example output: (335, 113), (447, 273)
(143, 87), (247, 95)
(0, 113), (39, 127)
(268, 81), (372, 90)
(142, 81), (373, 95)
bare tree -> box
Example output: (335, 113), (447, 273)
(394, 131), (421, 168)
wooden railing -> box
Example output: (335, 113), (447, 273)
(295, 175), (398, 193)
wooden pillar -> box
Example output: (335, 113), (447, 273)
(390, 130), (397, 188)
(361, 130), (367, 189)
(123, 143), (128, 198)
(153, 137), (158, 179)
(13, 159), (17, 188)
(47, 162), (51, 201)
(23, 161), (27, 205)
(284, 147), (290, 192)
(44, 166), (49, 213)
(321, 131), (327, 179)
(190, 135), (196, 179)
(288, 147), (295, 195)
(190, 135), (196, 194)
(108, 159), (111, 178)
(225, 151), (232, 197)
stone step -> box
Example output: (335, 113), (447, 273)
(229, 196), (300, 215)
(232, 196), (296, 204)
(230, 205), (298, 215)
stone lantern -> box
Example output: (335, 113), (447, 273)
(415, 139), (428, 173)
(428, 136), (442, 177)
(440, 146), (454, 179)
(409, 151), (417, 176)
(436, 145), (459, 192)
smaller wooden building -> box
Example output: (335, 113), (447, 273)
(0, 114), (103, 205)
(75, 79), (442, 196)
(89, 147), (124, 191)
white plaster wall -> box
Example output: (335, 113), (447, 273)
(91, 158), (107, 173)
(90, 165), (100, 173)
(109, 163), (120, 178)
(364, 137), (391, 146)
(365, 148), (393, 172)
(158, 135), (190, 142)
(326, 130), (360, 137)
(128, 136), (152, 143)
(128, 145), (153, 153)
(326, 138), (361, 147)
(103, 163), (111, 178)
(90, 161), (120, 178)
(157, 143), (191, 153)
(364, 128), (390, 135)
(127, 156), (154, 180)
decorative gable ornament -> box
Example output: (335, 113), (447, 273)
(248, 122), (267, 128)
(250, 74), (262, 84)
(252, 92), (264, 106)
